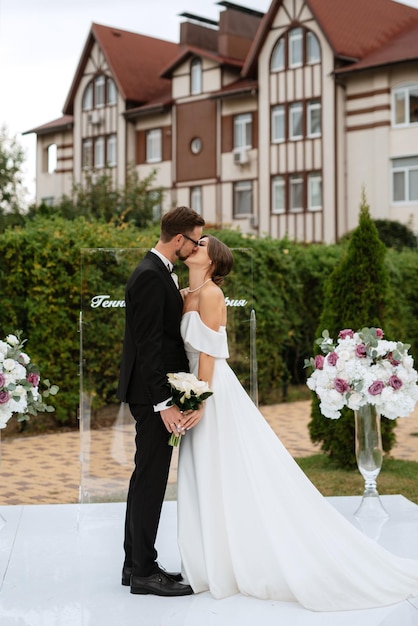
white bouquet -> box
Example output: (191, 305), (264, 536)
(0, 331), (59, 429)
(166, 372), (213, 446)
(305, 327), (418, 420)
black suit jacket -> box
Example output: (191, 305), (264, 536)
(117, 251), (189, 405)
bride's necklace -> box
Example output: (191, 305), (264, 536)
(187, 278), (212, 293)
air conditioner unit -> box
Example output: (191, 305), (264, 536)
(88, 110), (102, 125)
(233, 149), (249, 165)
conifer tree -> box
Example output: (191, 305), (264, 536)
(308, 191), (396, 468)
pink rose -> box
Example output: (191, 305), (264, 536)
(327, 352), (338, 366)
(334, 378), (350, 394)
(314, 355), (325, 370)
(355, 344), (367, 358)
(387, 352), (400, 366)
(375, 328), (384, 338)
(368, 380), (385, 396)
(339, 329), (354, 339)
(27, 372), (40, 387)
(0, 373), (6, 388)
(0, 390), (10, 404)
(389, 375), (403, 390)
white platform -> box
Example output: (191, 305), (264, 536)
(1, 496), (418, 626)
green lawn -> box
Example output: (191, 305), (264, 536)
(296, 454), (418, 505)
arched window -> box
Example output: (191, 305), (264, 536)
(307, 32), (321, 64)
(82, 83), (93, 111)
(191, 58), (202, 95)
(271, 37), (285, 72)
(107, 78), (117, 105)
(94, 76), (106, 108)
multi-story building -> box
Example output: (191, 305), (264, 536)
(25, 0), (418, 243)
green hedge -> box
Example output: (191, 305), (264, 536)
(0, 216), (417, 436)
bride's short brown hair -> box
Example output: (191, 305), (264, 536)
(206, 236), (234, 286)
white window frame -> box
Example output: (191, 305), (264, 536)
(107, 134), (117, 167)
(272, 105), (285, 143)
(190, 186), (202, 214)
(82, 83), (93, 111)
(233, 180), (253, 217)
(308, 173), (322, 211)
(289, 28), (303, 68)
(290, 174), (303, 212)
(82, 138), (93, 168)
(94, 136), (105, 168)
(234, 113), (252, 150)
(307, 32), (321, 64)
(191, 58), (202, 95)
(146, 128), (162, 163)
(272, 176), (285, 214)
(307, 100), (321, 137)
(289, 102), (303, 140)
(94, 76), (106, 108)
(47, 144), (57, 173)
(271, 37), (285, 71)
(107, 78), (117, 105)
(392, 84), (418, 127)
(391, 156), (418, 203)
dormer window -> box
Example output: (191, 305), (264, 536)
(82, 75), (118, 110)
(191, 58), (202, 95)
(271, 28), (321, 73)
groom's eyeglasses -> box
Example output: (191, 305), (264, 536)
(182, 233), (203, 247)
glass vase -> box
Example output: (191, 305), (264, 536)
(354, 403), (388, 519)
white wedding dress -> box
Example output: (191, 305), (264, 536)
(177, 311), (418, 612)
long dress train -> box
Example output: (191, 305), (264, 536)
(177, 311), (418, 612)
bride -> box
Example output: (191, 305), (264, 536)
(176, 234), (418, 612)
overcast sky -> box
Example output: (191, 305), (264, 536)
(0, 0), (417, 202)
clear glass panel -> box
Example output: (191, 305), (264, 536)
(94, 137), (105, 168)
(272, 106), (285, 142)
(409, 89), (418, 123)
(393, 170), (405, 202)
(272, 176), (285, 213)
(290, 175), (303, 211)
(146, 129), (162, 162)
(82, 83), (93, 111)
(409, 169), (418, 200)
(394, 91), (406, 125)
(307, 32), (321, 64)
(94, 76), (105, 108)
(308, 102), (321, 136)
(290, 103), (303, 138)
(308, 174), (322, 210)
(289, 28), (303, 67)
(271, 38), (284, 71)
(234, 181), (252, 215)
(107, 134), (117, 167)
(234, 114), (252, 149)
(79, 247), (254, 504)
(107, 78), (117, 105)
(191, 59), (202, 94)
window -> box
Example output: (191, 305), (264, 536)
(393, 85), (418, 126)
(94, 137), (105, 168)
(271, 37), (285, 71)
(47, 144), (57, 173)
(290, 175), (303, 211)
(107, 78), (117, 105)
(289, 102), (303, 139)
(190, 186), (202, 214)
(191, 58), (202, 95)
(190, 137), (202, 154)
(107, 134), (117, 167)
(272, 105), (285, 143)
(289, 28), (303, 68)
(272, 176), (285, 213)
(82, 83), (93, 111)
(146, 129), (162, 162)
(308, 173), (322, 210)
(392, 156), (418, 202)
(82, 139), (93, 168)
(307, 32), (321, 64)
(234, 113), (252, 150)
(307, 100), (321, 137)
(94, 76), (106, 108)
(233, 180), (253, 216)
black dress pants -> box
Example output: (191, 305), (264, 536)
(123, 403), (173, 576)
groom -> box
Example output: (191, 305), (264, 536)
(117, 206), (205, 596)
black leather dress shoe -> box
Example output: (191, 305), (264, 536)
(130, 572), (193, 596)
(121, 565), (183, 586)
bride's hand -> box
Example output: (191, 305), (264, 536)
(182, 405), (205, 431)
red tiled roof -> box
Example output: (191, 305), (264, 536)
(209, 77), (258, 99)
(23, 115), (74, 136)
(243, 0), (418, 76)
(63, 23), (178, 115)
(334, 21), (418, 74)
(161, 45), (243, 79)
